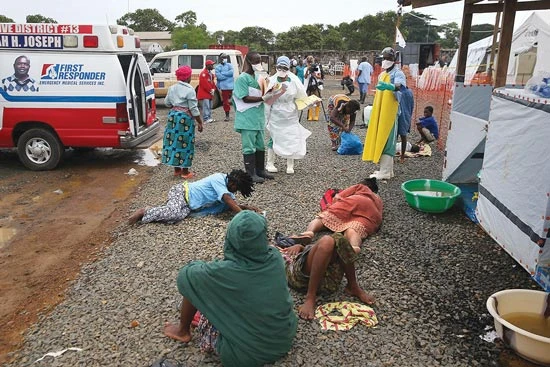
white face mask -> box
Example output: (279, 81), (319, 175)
(276, 70), (288, 78)
(252, 63), (263, 72)
(381, 60), (394, 70)
(221, 58), (227, 64)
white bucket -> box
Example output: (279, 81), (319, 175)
(486, 289), (550, 366)
(362, 105), (373, 128)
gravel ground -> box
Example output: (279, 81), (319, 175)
(6, 81), (540, 367)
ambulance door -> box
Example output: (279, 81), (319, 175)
(125, 54), (144, 137)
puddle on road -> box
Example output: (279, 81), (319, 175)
(0, 227), (17, 248)
(135, 148), (160, 167)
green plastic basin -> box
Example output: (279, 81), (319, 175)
(401, 179), (461, 213)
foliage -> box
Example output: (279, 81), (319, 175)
(470, 23), (495, 43)
(238, 27), (275, 51)
(0, 14), (15, 23)
(175, 11), (197, 27)
(117, 9), (174, 32)
(276, 25), (322, 50)
(171, 25), (215, 49)
(438, 22), (460, 49)
(401, 11), (440, 43)
(26, 14), (57, 23)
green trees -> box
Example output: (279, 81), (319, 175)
(117, 9), (175, 32)
(0, 15), (15, 23)
(26, 14), (57, 23)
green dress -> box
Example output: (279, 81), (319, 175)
(176, 211), (297, 367)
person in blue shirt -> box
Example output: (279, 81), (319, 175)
(295, 59), (305, 84)
(356, 56), (373, 104)
(416, 105), (439, 144)
(127, 170), (259, 225)
(214, 53), (235, 122)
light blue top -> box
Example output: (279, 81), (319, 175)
(165, 81), (200, 117)
(215, 63), (234, 91)
(356, 61), (373, 84)
(388, 66), (407, 87)
(187, 173), (235, 214)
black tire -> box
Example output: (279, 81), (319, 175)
(17, 128), (63, 171)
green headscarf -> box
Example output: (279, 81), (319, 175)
(177, 210), (297, 367)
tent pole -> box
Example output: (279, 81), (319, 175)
(488, 0), (502, 82)
(456, 1), (473, 82)
(495, 0), (517, 87)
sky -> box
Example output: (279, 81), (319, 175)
(1, 0), (537, 34)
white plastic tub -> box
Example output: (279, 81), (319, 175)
(486, 289), (550, 366)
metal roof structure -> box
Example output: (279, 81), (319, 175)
(401, 0), (550, 86)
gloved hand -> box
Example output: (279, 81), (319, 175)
(210, 89), (215, 95)
(262, 92), (274, 101)
(376, 81), (396, 91)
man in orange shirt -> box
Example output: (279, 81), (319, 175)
(197, 60), (217, 123)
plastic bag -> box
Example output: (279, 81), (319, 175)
(337, 132), (363, 155)
(524, 72), (550, 98)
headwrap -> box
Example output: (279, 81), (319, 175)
(175, 65), (192, 81)
(276, 56), (290, 68)
(176, 211), (297, 367)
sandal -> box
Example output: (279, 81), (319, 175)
(288, 231), (314, 245)
(181, 172), (196, 179)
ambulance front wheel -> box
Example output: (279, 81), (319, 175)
(17, 128), (64, 171)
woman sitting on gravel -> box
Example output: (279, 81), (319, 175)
(164, 210), (297, 367)
(128, 170), (259, 225)
(288, 177), (383, 254)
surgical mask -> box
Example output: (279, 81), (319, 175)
(221, 58), (227, 64)
(276, 70), (288, 78)
(252, 63), (263, 72)
(382, 60), (394, 70)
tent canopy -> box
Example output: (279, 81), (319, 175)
(449, 11), (550, 84)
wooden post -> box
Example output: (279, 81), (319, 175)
(495, 0), (517, 87)
(456, 1), (473, 82)
(487, 0), (502, 80)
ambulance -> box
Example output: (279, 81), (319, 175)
(0, 23), (159, 170)
(149, 49), (243, 98)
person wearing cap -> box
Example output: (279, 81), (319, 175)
(362, 47), (413, 179)
(161, 65), (203, 179)
(197, 60), (217, 123)
(264, 55), (311, 174)
(215, 53), (234, 122)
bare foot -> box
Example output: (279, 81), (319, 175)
(128, 208), (145, 225)
(163, 322), (192, 343)
(298, 299), (316, 320)
(345, 285), (375, 305)
(400, 154), (405, 163)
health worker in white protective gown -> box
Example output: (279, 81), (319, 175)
(264, 56), (311, 174)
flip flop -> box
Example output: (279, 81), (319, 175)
(274, 231), (296, 248)
(289, 231), (314, 245)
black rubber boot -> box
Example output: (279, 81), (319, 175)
(255, 150), (274, 180)
(244, 154), (264, 183)
(360, 92), (365, 104)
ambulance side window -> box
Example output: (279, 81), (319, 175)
(142, 72), (152, 86)
(150, 58), (171, 74)
(236, 55), (243, 72)
(206, 55), (218, 65)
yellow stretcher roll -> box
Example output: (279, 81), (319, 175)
(362, 72), (399, 164)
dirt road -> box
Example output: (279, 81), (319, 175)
(0, 146), (158, 363)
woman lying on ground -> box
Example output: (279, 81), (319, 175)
(164, 210), (297, 367)
(128, 169), (259, 225)
(288, 177), (383, 253)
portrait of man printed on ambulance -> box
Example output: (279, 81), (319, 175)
(2, 55), (39, 93)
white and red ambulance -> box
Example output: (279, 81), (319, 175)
(0, 23), (159, 170)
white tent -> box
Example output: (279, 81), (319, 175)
(449, 11), (550, 85)
(476, 88), (550, 291)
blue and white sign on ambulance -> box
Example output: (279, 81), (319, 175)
(0, 24), (160, 170)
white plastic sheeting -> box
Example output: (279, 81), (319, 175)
(449, 11), (550, 85)
(476, 88), (550, 291)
